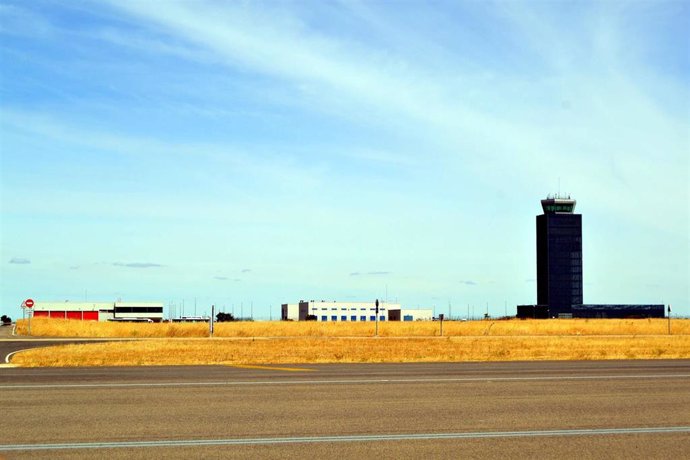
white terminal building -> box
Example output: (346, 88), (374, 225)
(24, 300), (164, 322)
(281, 300), (433, 322)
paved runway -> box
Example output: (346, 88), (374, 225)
(1, 360), (689, 458)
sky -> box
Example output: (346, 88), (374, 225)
(1, 0), (688, 320)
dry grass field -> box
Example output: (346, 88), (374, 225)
(9, 317), (690, 367)
(11, 335), (690, 367)
(14, 317), (690, 338)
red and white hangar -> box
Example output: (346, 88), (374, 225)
(22, 300), (164, 322)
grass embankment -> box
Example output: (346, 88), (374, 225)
(14, 317), (690, 338)
(11, 318), (690, 367)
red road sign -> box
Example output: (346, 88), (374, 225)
(25, 299), (34, 308)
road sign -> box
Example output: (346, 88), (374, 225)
(24, 299), (34, 309)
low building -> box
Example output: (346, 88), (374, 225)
(281, 303), (307, 321)
(26, 300), (164, 322)
(516, 304), (665, 319)
(572, 304), (665, 319)
(30, 301), (112, 321)
(387, 308), (434, 321)
(112, 302), (164, 322)
(281, 300), (432, 322)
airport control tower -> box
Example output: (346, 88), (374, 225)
(536, 195), (583, 317)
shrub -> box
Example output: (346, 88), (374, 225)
(216, 312), (235, 322)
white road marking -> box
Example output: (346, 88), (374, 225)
(4, 349), (30, 364)
(1, 426), (688, 451)
(1, 373), (689, 390)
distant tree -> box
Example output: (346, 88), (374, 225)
(216, 312), (235, 322)
(1, 315), (11, 325)
(305, 314), (317, 321)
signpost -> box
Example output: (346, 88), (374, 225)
(668, 305), (672, 335)
(24, 299), (34, 336)
(439, 314), (444, 336)
(375, 299), (379, 337)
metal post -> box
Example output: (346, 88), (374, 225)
(210, 305), (215, 337)
(668, 305), (671, 335)
(439, 314), (444, 336)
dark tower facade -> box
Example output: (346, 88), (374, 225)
(536, 196), (582, 317)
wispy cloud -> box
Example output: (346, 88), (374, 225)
(9, 257), (30, 264)
(241, 269), (252, 273)
(214, 276), (241, 281)
(460, 280), (477, 286)
(350, 271), (390, 276)
(105, 0), (688, 235)
(113, 262), (163, 268)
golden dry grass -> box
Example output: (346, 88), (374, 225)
(14, 317), (690, 338)
(12, 335), (690, 367)
(12, 318), (689, 367)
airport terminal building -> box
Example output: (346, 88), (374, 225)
(518, 196), (665, 319)
(282, 300), (433, 322)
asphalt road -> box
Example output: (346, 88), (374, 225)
(0, 325), (125, 364)
(1, 360), (689, 459)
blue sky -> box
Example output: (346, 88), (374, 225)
(1, 0), (688, 320)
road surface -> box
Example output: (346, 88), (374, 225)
(1, 360), (689, 458)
